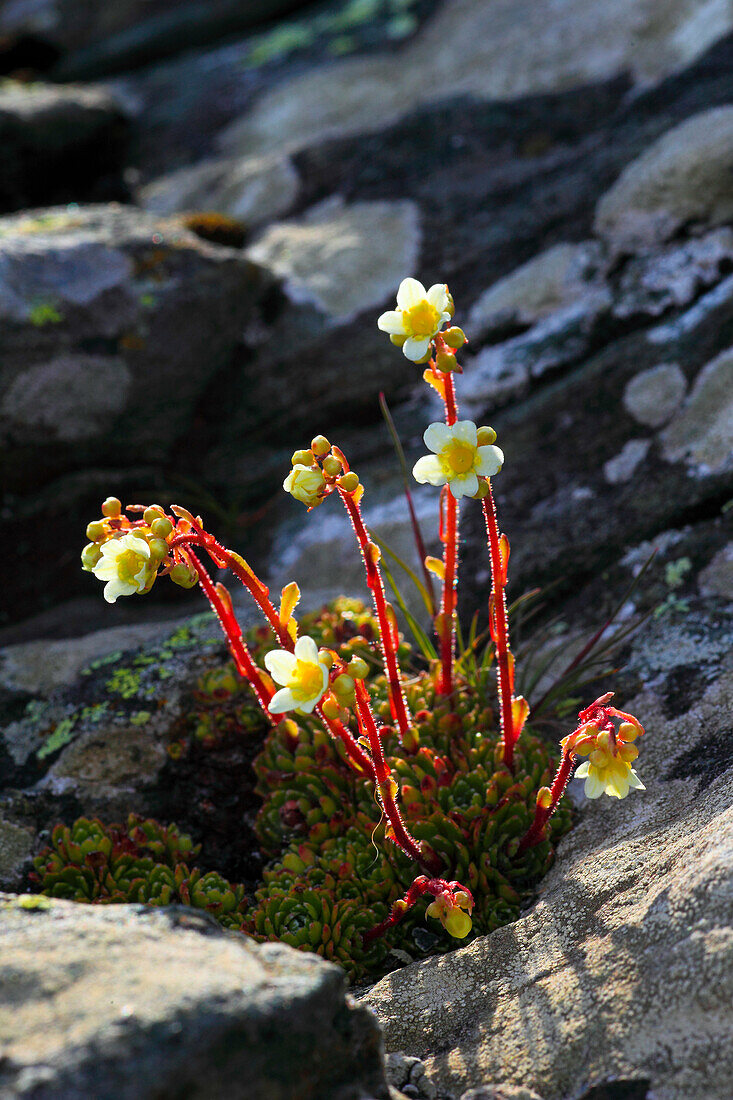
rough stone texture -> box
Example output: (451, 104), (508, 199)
(247, 197), (420, 324)
(363, 612), (733, 1100)
(595, 106), (733, 251)
(139, 153), (300, 228)
(459, 1089), (545, 1100)
(216, 0), (733, 160)
(0, 895), (390, 1099)
(0, 81), (129, 213)
(658, 347), (733, 472)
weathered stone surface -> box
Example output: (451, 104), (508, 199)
(363, 603), (733, 1100)
(658, 347), (733, 473)
(217, 0), (733, 160)
(0, 895), (390, 1099)
(139, 153), (299, 228)
(595, 106), (733, 251)
(0, 81), (129, 213)
(459, 1088), (545, 1100)
(621, 363), (687, 428)
(246, 197), (420, 324)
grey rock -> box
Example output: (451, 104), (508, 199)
(0, 820), (33, 890)
(139, 153), (299, 229)
(363, 616), (733, 1100)
(612, 229), (733, 319)
(595, 107), (733, 251)
(658, 347), (733, 474)
(0, 81), (128, 213)
(459, 1088), (545, 1100)
(0, 895), (390, 1099)
(246, 197), (420, 325)
(217, 0), (731, 160)
(622, 364), (687, 428)
(386, 1053), (438, 1100)
(602, 438), (651, 484)
(698, 541), (733, 599)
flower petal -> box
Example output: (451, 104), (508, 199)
(264, 650), (297, 684)
(403, 335), (430, 361)
(296, 697), (320, 714)
(448, 472), (479, 499)
(426, 283), (449, 312)
(451, 420), (478, 447)
(396, 277), (426, 310)
(294, 635), (319, 663)
(584, 770), (605, 798)
(476, 445), (504, 476)
(413, 455), (446, 486)
(423, 422), (453, 453)
(103, 578), (135, 604)
(627, 769), (645, 790)
(377, 310), (406, 334)
(574, 761), (591, 778)
(268, 687), (298, 714)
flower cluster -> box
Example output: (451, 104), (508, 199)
(78, 276), (647, 972)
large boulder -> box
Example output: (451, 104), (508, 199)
(0, 895), (391, 1099)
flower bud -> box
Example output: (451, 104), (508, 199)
(477, 426), (497, 446)
(473, 479), (490, 499)
(435, 349), (457, 373)
(332, 673), (355, 698)
(337, 472), (359, 493)
(443, 326), (466, 349)
(151, 517), (173, 539)
(143, 506), (165, 525)
(390, 333), (407, 347)
(318, 649), (334, 669)
(322, 455), (342, 478)
(169, 563), (198, 589)
(310, 435), (330, 457)
(445, 291), (455, 318)
(291, 449), (313, 467)
(618, 721), (640, 742)
(347, 657), (369, 680)
(81, 542), (102, 571)
(536, 786), (552, 810)
(101, 497), (121, 518)
(320, 695), (341, 720)
(86, 520), (105, 542)
(148, 538), (169, 561)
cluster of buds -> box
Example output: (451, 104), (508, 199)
(81, 498), (198, 603)
(562, 693), (645, 800)
(364, 875), (474, 944)
(283, 434), (361, 511)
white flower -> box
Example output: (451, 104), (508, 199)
(91, 532), (155, 604)
(283, 465), (326, 507)
(377, 278), (451, 361)
(575, 752), (645, 800)
(412, 421), (503, 499)
(264, 635), (330, 715)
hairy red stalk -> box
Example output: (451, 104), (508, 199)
(482, 485), (516, 769)
(338, 489), (412, 740)
(180, 547), (275, 720)
(363, 874), (468, 946)
(435, 362), (459, 697)
(355, 682), (440, 876)
(517, 749), (576, 853)
(175, 529), (373, 775)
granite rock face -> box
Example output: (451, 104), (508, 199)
(0, 895), (390, 1100)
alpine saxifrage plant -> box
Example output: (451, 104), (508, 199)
(61, 279), (645, 977)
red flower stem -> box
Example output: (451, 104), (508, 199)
(174, 531), (373, 775)
(170, 531), (290, 647)
(482, 486), (516, 769)
(355, 682), (440, 876)
(517, 749), (576, 853)
(363, 875), (454, 945)
(180, 547), (275, 721)
(436, 365), (459, 696)
(338, 488), (411, 740)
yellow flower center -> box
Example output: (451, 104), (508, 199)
(403, 300), (440, 337)
(442, 440), (476, 474)
(288, 659), (324, 702)
(116, 547), (147, 584)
